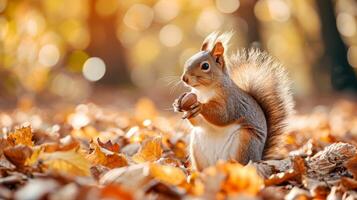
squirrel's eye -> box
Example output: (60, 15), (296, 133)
(200, 62), (210, 72)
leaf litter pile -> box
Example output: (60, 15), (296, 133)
(1, 98), (357, 200)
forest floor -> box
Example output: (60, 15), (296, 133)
(0, 90), (357, 200)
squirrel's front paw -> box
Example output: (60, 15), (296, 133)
(173, 92), (188, 112)
(182, 102), (202, 119)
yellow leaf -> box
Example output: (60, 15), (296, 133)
(149, 163), (186, 185)
(86, 142), (128, 169)
(8, 125), (33, 147)
(40, 148), (90, 176)
(132, 137), (162, 163)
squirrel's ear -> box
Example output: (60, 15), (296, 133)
(211, 42), (224, 58)
(211, 42), (224, 68)
(201, 42), (208, 51)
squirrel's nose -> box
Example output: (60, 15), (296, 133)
(182, 75), (189, 84)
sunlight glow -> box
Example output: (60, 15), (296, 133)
(159, 24), (183, 47)
(216, 0), (240, 14)
(82, 57), (106, 82)
(38, 44), (60, 67)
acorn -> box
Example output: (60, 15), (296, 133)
(179, 93), (198, 111)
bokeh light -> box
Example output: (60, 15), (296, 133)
(337, 12), (356, 37)
(82, 57), (106, 82)
(38, 44), (60, 68)
(347, 46), (357, 68)
(216, 0), (240, 14)
(159, 24), (183, 47)
(196, 8), (223, 36)
(154, 0), (180, 23)
(124, 4), (154, 31)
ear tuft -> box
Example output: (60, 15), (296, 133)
(200, 31), (234, 55)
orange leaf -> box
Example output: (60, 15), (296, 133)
(87, 142), (127, 169)
(132, 137), (162, 163)
(7, 125), (33, 147)
(149, 163), (186, 185)
(97, 138), (120, 153)
(4, 145), (32, 168)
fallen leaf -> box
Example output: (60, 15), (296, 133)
(100, 164), (150, 188)
(39, 149), (90, 176)
(345, 155), (357, 179)
(3, 145), (32, 169)
(219, 163), (264, 195)
(97, 138), (120, 153)
(144, 180), (184, 200)
(14, 179), (59, 200)
(87, 142), (128, 169)
(132, 137), (162, 163)
(7, 125), (33, 147)
(100, 184), (134, 200)
(149, 163), (186, 186)
(264, 156), (305, 186)
(340, 177), (357, 190)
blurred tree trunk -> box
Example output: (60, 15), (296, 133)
(237, 0), (260, 45)
(86, 0), (130, 85)
(317, 0), (357, 92)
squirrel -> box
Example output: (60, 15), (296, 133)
(173, 32), (294, 171)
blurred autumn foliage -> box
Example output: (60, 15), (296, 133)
(1, 0), (357, 103)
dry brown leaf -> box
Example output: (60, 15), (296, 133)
(264, 157), (305, 186)
(97, 138), (120, 153)
(340, 177), (357, 190)
(149, 163), (186, 186)
(7, 125), (33, 147)
(132, 137), (162, 163)
(3, 145), (32, 168)
(87, 142), (128, 169)
(345, 155), (357, 179)
(39, 148), (90, 176)
(307, 142), (356, 176)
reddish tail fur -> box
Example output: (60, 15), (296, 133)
(229, 49), (295, 159)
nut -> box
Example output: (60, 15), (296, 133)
(180, 93), (197, 111)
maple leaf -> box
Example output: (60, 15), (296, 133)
(97, 138), (120, 153)
(87, 142), (128, 169)
(39, 148), (90, 176)
(7, 125), (33, 147)
(149, 163), (186, 186)
(132, 137), (162, 163)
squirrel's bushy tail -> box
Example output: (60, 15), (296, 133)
(229, 49), (295, 159)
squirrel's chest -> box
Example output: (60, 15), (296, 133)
(190, 123), (241, 168)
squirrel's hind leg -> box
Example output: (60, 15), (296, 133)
(236, 128), (264, 165)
